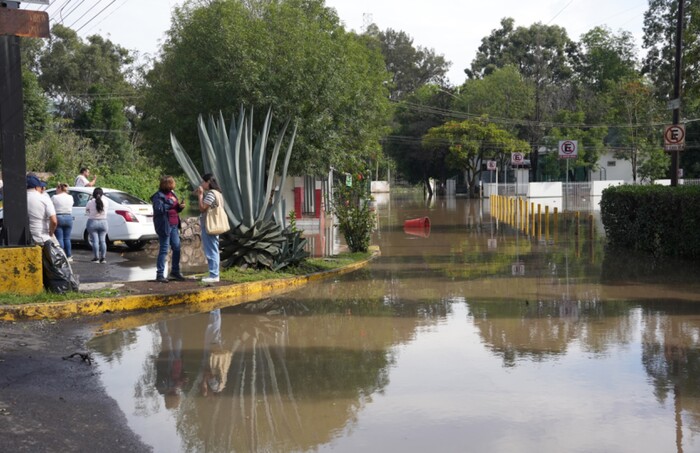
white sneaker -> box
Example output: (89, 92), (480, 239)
(202, 276), (219, 283)
(67, 256), (73, 263)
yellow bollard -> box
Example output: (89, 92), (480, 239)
(530, 202), (535, 237)
(545, 205), (550, 240)
(537, 204), (542, 238)
(575, 211), (580, 236)
(523, 202), (530, 235)
(553, 207), (558, 243)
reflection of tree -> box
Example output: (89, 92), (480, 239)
(470, 299), (633, 367)
(169, 297), (445, 452)
(642, 306), (700, 440)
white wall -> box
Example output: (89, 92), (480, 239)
(592, 151), (634, 182)
(528, 182), (562, 198)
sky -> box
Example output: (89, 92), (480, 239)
(27, 0), (649, 86)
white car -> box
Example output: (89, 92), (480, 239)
(45, 187), (157, 250)
(0, 187), (156, 250)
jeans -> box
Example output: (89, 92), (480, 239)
(55, 214), (73, 257)
(87, 219), (108, 260)
(201, 219), (220, 278)
(157, 225), (181, 278)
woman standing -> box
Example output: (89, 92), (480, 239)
(85, 187), (109, 263)
(196, 173), (222, 283)
(151, 175), (186, 283)
(52, 183), (74, 262)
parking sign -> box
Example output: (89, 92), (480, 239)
(558, 140), (578, 159)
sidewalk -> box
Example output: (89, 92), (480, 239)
(0, 248), (378, 322)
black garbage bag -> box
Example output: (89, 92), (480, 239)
(42, 240), (79, 294)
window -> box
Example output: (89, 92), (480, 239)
(607, 161), (616, 167)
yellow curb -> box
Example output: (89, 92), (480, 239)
(0, 249), (379, 322)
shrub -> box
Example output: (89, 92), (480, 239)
(600, 184), (700, 258)
(331, 177), (375, 253)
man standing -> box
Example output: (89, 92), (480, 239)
(74, 167), (96, 187)
(27, 174), (57, 244)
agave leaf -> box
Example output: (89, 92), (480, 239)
(198, 115), (217, 175)
(270, 123), (297, 219)
(239, 113), (254, 226)
(170, 133), (202, 189)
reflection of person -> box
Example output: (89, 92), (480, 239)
(196, 173), (222, 283)
(85, 187), (109, 263)
(26, 174), (56, 244)
(151, 176), (186, 283)
(201, 309), (231, 396)
(156, 318), (187, 410)
(52, 183), (74, 262)
(74, 167), (96, 187)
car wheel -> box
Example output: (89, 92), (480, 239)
(125, 240), (147, 251)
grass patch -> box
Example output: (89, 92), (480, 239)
(0, 288), (121, 306)
(218, 251), (372, 283)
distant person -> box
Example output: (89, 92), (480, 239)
(74, 167), (96, 187)
(151, 175), (186, 283)
(52, 183), (74, 262)
(196, 173), (221, 283)
(85, 187), (109, 263)
(26, 174), (56, 245)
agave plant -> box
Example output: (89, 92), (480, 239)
(171, 107), (308, 270)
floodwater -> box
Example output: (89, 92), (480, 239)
(89, 192), (700, 453)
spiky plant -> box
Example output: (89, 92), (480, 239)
(171, 107), (308, 270)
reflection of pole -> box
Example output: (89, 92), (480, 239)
(675, 384), (683, 453)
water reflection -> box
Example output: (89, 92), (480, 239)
(90, 193), (700, 452)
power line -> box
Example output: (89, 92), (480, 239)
(75, 0), (118, 33)
(66, 0), (104, 30)
(547, 0), (576, 25)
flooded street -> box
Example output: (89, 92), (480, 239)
(89, 192), (700, 452)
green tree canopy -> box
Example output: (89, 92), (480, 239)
(141, 0), (391, 176)
(363, 24), (450, 100)
(576, 26), (638, 90)
(423, 118), (529, 196)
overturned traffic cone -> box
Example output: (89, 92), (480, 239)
(404, 217), (431, 238)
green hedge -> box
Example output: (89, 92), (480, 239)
(600, 184), (700, 258)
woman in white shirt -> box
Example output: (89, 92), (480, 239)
(85, 187), (109, 263)
(51, 183), (75, 262)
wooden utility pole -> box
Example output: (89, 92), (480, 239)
(0, 1), (49, 245)
(670, 0), (684, 187)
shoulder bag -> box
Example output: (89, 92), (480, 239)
(205, 191), (230, 235)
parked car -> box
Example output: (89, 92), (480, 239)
(0, 187), (157, 250)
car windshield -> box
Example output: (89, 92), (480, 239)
(105, 192), (147, 205)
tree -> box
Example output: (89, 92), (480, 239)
(608, 77), (665, 182)
(643, 0), (699, 112)
(38, 25), (134, 121)
(383, 84), (453, 194)
(141, 0), (391, 176)
(423, 118), (529, 197)
(467, 18), (579, 181)
(576, 26), (638, 91)
(454, 65), (534, 134)
(363, 24), (450, 100)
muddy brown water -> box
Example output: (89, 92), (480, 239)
(89, 193), (700, 452)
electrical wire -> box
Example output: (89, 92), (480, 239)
(75, 0), (118, 33)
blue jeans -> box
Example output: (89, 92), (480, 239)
(55, 214), (73, 257)
(201, 219), (220, 278)
(87, 219), (108, 260)
(157, 225), (181, 278)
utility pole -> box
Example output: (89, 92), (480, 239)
(0, 1), (49, 245)
(670, 0), (684, 187)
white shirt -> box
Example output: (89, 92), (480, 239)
(74, 174), (89, 187)
(27, 189), (56, 244)
(86, 197), (109, 220)
(52, 192), (74, 215)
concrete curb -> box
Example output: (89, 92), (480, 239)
(0, 250), (378, 322)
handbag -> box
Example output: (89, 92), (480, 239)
(205, 191), (230, 235)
